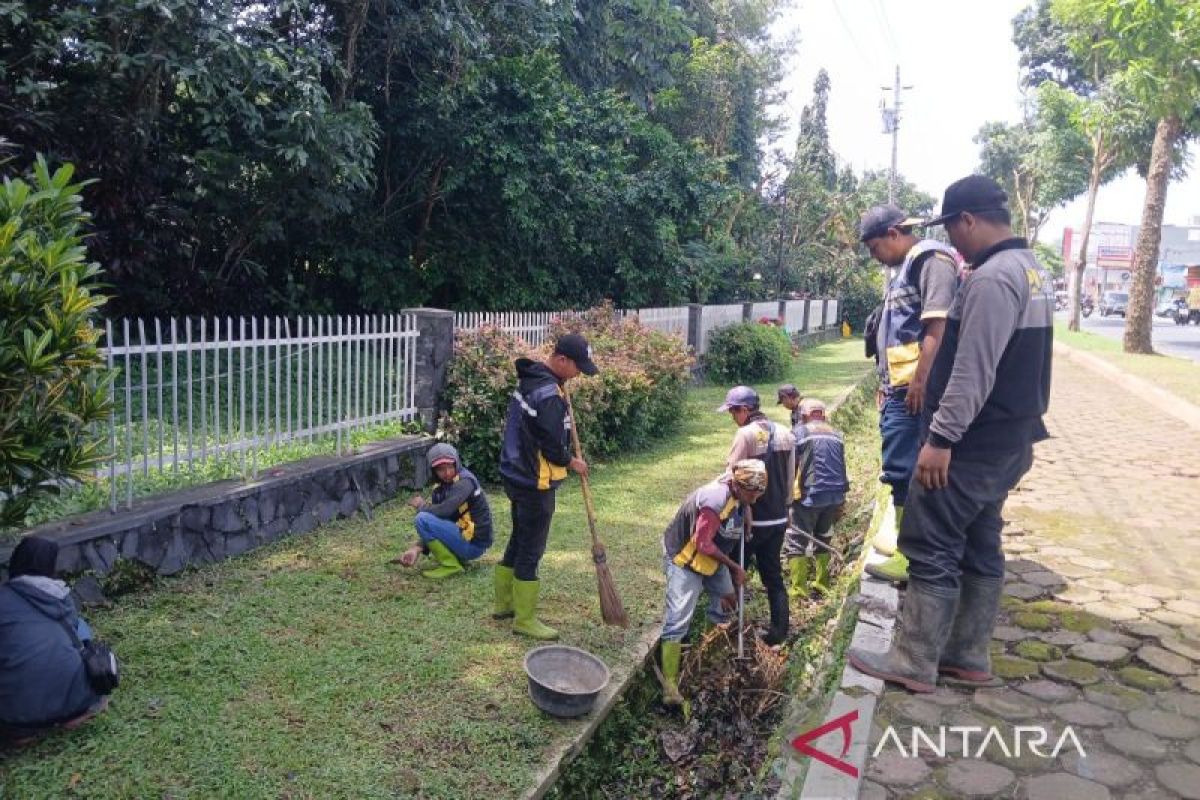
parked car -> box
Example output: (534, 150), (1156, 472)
(1099, 291), (1128, 318)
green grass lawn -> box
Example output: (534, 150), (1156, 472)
(1056, 321), (1200, 406)
(0, 340), (870, 800)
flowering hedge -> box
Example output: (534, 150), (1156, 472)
(439, 305), (694, 483)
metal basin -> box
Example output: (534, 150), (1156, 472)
(523, 645), (611, 718)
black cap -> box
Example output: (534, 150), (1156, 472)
(776, 384), (800, 404)
(859, 205), (925, 242)
(926, 175), (1008, 227)
(553, 333), (599, 376)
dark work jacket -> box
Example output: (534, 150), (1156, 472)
(924, 238), (1052, 456)
(430, 466), (494, 549)
(0, 577), (103, 728)
(499, 359), (573, 491)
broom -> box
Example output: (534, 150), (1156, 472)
(564, 389), (630, 628)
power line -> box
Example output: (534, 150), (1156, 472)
(828, 0), (880, 73)
(871, 0), (901, 60)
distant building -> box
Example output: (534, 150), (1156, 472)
(1059, 220), (1200, 297)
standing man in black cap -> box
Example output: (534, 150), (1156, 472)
(777, 384), (803, 427)
(496, 333), (597, 640)
(721, 385), (796, 645)
(849, 175), (1053, 693)
(858, 204), (960, 586)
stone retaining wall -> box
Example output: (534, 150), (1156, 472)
(1, 436), (432, 579)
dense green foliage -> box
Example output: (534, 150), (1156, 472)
(439, 306), (693, 483)
(704, 321), (791, 383)
(1, 1), (793, 316)
(0, 158), (112, 527)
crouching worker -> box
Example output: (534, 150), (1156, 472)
(785, 399), (850, 598)
(392, 443), (492, 579)
(657, 460), (767, 709)
(1, 536), (113, 745)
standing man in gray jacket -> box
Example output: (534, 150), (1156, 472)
(849, 175), (1053, 693)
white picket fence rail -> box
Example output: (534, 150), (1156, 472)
(93, 300), (838, 511)
(454, 300), (838, 356)
(100, 314), (420, 509)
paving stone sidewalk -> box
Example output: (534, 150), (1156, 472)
(861, 357), (1200, 799)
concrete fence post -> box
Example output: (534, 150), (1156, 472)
(802, 300), (811, 333)
(821, 298), (830, 330)
(687, 304), (704, 355)
(742, 302), (753, 322)
(403, 308), (455, 433)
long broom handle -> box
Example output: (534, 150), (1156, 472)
(563, 390), (603, 552)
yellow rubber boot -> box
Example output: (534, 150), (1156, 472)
(422, 540), (464, 579)
(787, 557), (811, 600)
(512, 579), (558, 640)
(660, 641), (684, 708)
(493, 565), (515, 619)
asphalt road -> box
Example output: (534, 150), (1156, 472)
(1069, 310), (1200, 363)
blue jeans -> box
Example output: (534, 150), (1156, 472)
(898, 446), (1034, 590)
(661, 557), (735, 642)
(879, 389), (920, 507)
(415, 512), (487, 563)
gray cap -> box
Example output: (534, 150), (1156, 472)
(716, 385), (760, 412)
(427, 442), (460, 469)
(859, 204), (925, 242)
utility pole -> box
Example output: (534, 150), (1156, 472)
(880, 65), (913, 206)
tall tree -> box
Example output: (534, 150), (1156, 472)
(1036, 80), (1141, 330)
(973, 114), (1087, 246)
(1054, 0), (1200, 353)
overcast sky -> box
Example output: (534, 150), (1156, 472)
(769, 0), (1200, 243)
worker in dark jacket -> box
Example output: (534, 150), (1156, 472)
(0, 536), (110, 743)
(784, 398), (849, 598)
(722, 385), (796, 645)
(392, 443), (493, 579)
(495, 334), (597, 640)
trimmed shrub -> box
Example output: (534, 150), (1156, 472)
(704, 320), (792, 383)
(439, 305), (693, 483)
(1, 158), (112, 528)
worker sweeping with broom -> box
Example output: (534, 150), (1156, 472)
(656, 460), (767, 709)
(495, 334), (597, 640)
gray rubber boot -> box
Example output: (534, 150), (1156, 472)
(938, 573), (1005, 687)
(848, 580), (959, 694)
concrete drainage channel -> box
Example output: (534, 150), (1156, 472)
(531, 380), (884, 799)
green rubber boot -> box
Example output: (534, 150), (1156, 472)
(422, 540), (464, 579)
(512, 579), (559, 640)
(660, 640), (684, 708)
(865, 550), (909, 585)
(811, 552), (832, 596)
(787, 557), (811, 600)
(493, 565), (515, 620)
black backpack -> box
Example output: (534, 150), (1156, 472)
(863, 303), (883, 362)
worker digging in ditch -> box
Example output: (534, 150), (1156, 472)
(657, 459), (767, 709)
(784, 398), (849, 599)
(391, 443), (493, 579)
(721, 386), (796, 646)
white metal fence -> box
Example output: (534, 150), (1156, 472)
(628, 306), (689, 339)
(825, 299), (840, 327)
(750, 301), (779, 321)
(101, 314), (420, 509)
(453, 311), (564, 348)
(454, 300), (839, 356)
(699, 303), (747, 354)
